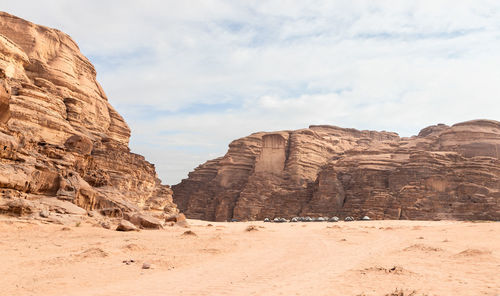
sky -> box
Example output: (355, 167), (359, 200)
(2, 1), (500, 185)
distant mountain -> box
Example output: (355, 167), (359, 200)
(173, 120), (500, 221)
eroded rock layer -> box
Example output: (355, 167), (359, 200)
(0, 12), (177, 222)
(173, 121), (500, 221)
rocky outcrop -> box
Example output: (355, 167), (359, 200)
(173, 120), (500, 221)
(0, 12), (177, 223)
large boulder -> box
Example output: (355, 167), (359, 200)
(126, 213), (164, 229)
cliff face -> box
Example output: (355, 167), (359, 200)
(0, 12), (177, 220)
(173, 120), (500, 221)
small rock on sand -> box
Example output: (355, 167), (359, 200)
(175, 214), (189, 228)
(122, 259), (135, 265)
(39, 210), (49, 218)
(100, 221), (111, 229)
(182, 230), (197, 236)
(116, 220), (138, 232)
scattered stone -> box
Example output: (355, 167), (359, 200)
(100, 221), (111, 229)
(122, 259), (135, 265)
(360, 265), (409, 275)
(344, 216), (354, 222)
(39, 210), (49, 218)
(142, 262), (151, 269)
(116, 220), (139, 232)
(384, 288), (419, 296)
(361, 216), (371, 221)
(290, 217), (299, 222)
(386, 266), (405, 274)
(317, 217), (326, 222)
(263, 218), (270, 222)
(245, 225), (258, 232)
(182, 230), (197, 236)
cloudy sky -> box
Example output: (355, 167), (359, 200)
(2, 1), (500, 184)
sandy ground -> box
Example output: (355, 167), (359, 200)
(0, 218), (498, 296)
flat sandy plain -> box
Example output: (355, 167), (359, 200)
(1, 218), (498, 296)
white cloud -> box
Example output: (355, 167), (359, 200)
(2, 1), (500, 184)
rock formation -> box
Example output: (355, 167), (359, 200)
(173, 120), (500, 221)
(0, 12), (177, 224)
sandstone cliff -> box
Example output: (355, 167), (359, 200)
(173, 120), (500, 221)
(0, 12), (177, 224)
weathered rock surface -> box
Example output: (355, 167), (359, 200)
(0, 12), (177, 223)
(173, 120), (500, 221)
(116, 219), (138, 232)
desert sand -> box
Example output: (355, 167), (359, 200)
(0, 219), (498, 296)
